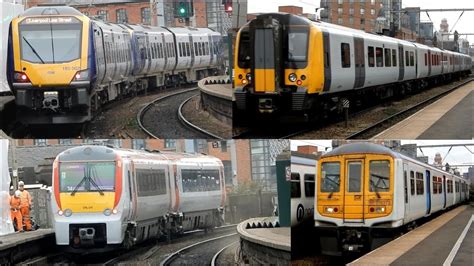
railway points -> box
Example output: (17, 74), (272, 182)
(349, 204), (473, 266)
(374, 81), (473, 139)
(237, 217), (290, 264)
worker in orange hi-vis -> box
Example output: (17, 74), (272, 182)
(10, 190), (23, 232)
(18, 181), (32, 231)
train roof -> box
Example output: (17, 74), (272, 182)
(22, 6), (83, 17)
(165, 27), (219, 35)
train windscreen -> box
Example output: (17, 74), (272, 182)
(286, 27), (309, 68)
(19, 17), (82, 64)
(59, 162), (115, 193)
(237, 29), (250, 68)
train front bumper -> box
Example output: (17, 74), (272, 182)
(234, 86), (309, 113)
(54, 212), (125, 248)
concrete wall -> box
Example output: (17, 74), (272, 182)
(0, 1), (24, 93)
(225, 192), (277, 224)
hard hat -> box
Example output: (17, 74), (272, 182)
(18, 181), (24, 186)
(15, 190), (21, 197)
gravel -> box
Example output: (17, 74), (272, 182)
(141, 89), (209, 139)
(181, 95), (232, 139)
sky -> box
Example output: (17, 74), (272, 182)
(291, 140), (474, 175)
(248, 0), (474, 43)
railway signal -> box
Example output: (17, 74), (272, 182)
(175, 0), (193, 18)
(223, 0), (233, 14)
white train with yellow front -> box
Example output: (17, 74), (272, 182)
(51, 145), (225, 252)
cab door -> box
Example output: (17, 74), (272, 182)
(253, 28), (275, 93)
(343, 159), (365, 223)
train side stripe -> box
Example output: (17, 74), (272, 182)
(114, 154), (123, 208)
(53, 159), (61, 210)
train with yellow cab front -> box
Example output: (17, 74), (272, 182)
(233, 13), (471, 121)
(314, 142), (470, 255)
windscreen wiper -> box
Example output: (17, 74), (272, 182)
(370, 179), (381, 199)
(70, 167), (104, 196)
(22, 36), (45, 64)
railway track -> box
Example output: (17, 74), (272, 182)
(160, 232), (239, 266)
(137, 88), (210, 139)
(346, 77), (473, 139)
(178, 94), (226, 140)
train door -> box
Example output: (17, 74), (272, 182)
(252, 28), (276, 93)
(443, 175), (447, 209)
(343, 159), (365, 223)
(425, 170), (431, 215)
(398, 43), (404, 81)
(403, 163), (409, 218)
(353, 36), (365, 88)
(128, 161), (138, 221)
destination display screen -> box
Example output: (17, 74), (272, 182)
(21, 16), (80, 25)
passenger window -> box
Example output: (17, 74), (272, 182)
(376, 47), (383, 67)
(291, 173), (301, 198)
(438, 177), (443, 193)
(347, 161), (362, 192)
(186, 43), (190, 56)
(368, 46), (374, 67)
(384, 48), (391, 67)
(369, 160), (390, 192)
(136, 168), (167, 196)
(392, 49), (397, 66)
(304, 174), (315, 197)
(432, 176), (437, 194)
(181, 169), (220, 192)
(424, 53), (427, 66)
(405, 51), (409, 66)
(321, 162), (340, 192)
(194, 43), (198, 56)
(341, 43), (351, 68)
(416, 172), (424, 195)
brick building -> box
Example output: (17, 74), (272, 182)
(7, 139), (288, 192)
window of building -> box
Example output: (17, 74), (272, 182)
(349, 8), (354, 15)
(368, 46), (375, 67)
(341, 43), (351, 68)
(132, 139), (145, 150)
(97, 10), (108, 21)
(116, 9), (128, 24)
(361, 18), (365, 25)
(410, 51), (414, 66)
(349, 17), (354, 25)
(304, 174), (315, 197)
(83, 11), (89, 16)
(250, 140), (280, 191)
(392, 49), (397, 66)
(410, 171), (415, 195)
(59, 139), (72, 145)
(416, 172), (424, 195)
(337, 17), (343, 25)
(371, 9), (375, 15)
(360, 8), (365, 15)
(338, 8), (343, 15)
(141, 7), (151, 25)
(164, 139), (176, 148)
(369, 160), (390, 192)
(338, 0), (343, 4)
(371, 0), (375, 5)
(384, 48), (391, 67)
(375, 47), (383, 67)
(321, 162), (340, 192)
(34, 139), (47, 146)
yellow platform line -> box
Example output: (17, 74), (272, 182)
(348, 205), (467, 266)
(373, 82), (473, 139)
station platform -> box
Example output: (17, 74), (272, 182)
(198, 76), (232, 101)
(0, 229), (54, 251)
(194, 76), (232, 127)
(349, 204), (473, 266)
(374, 81), (473, 139)
(237, 217), (290, 264)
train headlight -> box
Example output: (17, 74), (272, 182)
(112, 209), (118, 214)
(64, 209), (73, 217)
(13, 72), (30, 83)
(58, 210), (64, 216)
(104, 208), (112, 216)
(246, 73), (252, 81)
(73, 69), (90, 81)
(324, 207), (338, 213)
(375, 207), (386, 213)
(288, 73), (297, 82)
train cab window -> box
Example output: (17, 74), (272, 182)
(181, 169), (221, 192)
(392, 49), (397, 66)
(369, 160), (390, 192)
(406, 51), (409, 67)
(287, 27), (309, 68)
(136, 168), (167, 196)
(59, 162), (116, 192)
(347, 161), (362, 192)
(238, 29), (251, 68)
(304, 174), (315, 197)
(384, 48), (391, 67)
(410, 171), (415, 195)
(341, 43), (351, 68)
(291, 173), (301, 198)
(376, 47), (383, 67)
(416, 172), (424, 195)
(368, 46), (375, 67)
(321, 162), (340, 193)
